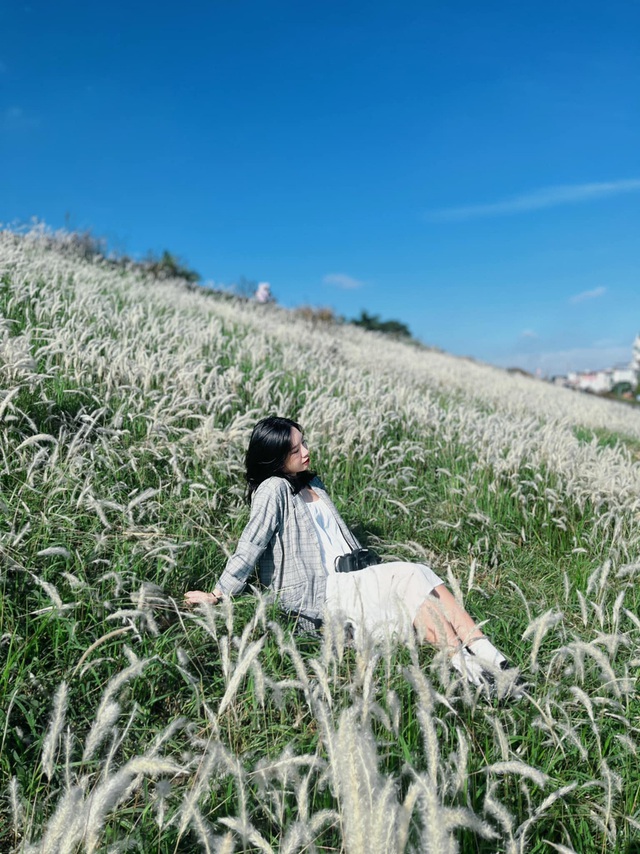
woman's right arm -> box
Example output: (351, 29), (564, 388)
(184, 588), (222, 605)
(185, 479), (286, 604)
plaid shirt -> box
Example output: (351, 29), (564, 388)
(216, 476), (360, 628)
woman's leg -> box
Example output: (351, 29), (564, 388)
(412, 585), (491, 686)
(414, 584), (508, 669)
(413, 584), (483, 648)
(412, 581), (520, 693)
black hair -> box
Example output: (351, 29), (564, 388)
(245, 415), (315, 503)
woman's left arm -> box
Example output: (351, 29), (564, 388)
(213, 479), (287, 597)
(185, 480), (286, 607)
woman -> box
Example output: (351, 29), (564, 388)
(185, 416), (516, 688)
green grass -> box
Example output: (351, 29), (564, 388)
(574, 425), (640, 458)
(1, 236), (639, 852)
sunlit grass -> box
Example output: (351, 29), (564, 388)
(1, 227), (639, 852)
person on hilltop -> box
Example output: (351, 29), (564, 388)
(255, 282), (272, 304)
(185, 416), (522, 692)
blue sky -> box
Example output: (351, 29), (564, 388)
(1, 0), (639, 375)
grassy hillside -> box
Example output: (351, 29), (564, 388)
(1, 228), (639, 853)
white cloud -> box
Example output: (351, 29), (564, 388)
(568, 286), (607, 305)
(322, 273), (364, 290)
(429, 179), (640, 221)
(520, 329), (538, 339)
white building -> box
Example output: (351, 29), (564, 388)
(613, 366), (637, 385)
(562, 335), (640, 393)
(566, 370), (612, 393)
(565, 365), (636, 394)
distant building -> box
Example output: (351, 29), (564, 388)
(560, 335), (640, 393)
(565, 366), (636, 394)
(566, 370), (612, 393)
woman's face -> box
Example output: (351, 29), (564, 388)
(283, 427), (310, 475)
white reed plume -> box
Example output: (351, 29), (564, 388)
(615, 732), (637, 755)
(483, 779), (516, 845)
(279, 821), (311, 854)
(487, 713), (511, 762)
(567, 684), (599, 736)
(40, 681), (69, 780)
(102, 580), (168, 636)
(308, 656), (334, 709)
(522, 608), (564, 672)
(544, 843), (579, 854)
(0, 385), (21, 420)
(72, 626), (136, 677)
(272, 623), (315, 709)
(253, 746), (324, 830)
(105, 606), (159, 636)
(9, 776), (25, 838)
(563, 640), (629, 697)
(576, 589), (589, 626)
(188, 600), (221, 642)
(36, 546), (71, 559)
(25, 570), (65, 611)
(626, 815), (640, 836)
(319, 607), (349, 671)
(84, 494), (112, 529)
(82, 658), (150, 761)
(62, 756), (182, 854)
(410, 768), (497, 853)
(586, 559), (612, 601)
(623, 607), (640, 631)
(25, 783), (85, 854)
(404, 660), (454, 717)
(178, 741), (226, 836)
(126, 486), (161, 513)
(587, 758), (624, 844)
(101, 701), (139, 783)
(610, 589), (626, 635)
(187, 804), (217, 853)
(328, 707), (401, 854)
(217, 635), (266, 718)
(15, 433), (58, 454)
(235, 589), (269, 651)
(218, 816), (274, 853)
(485, 760), (549, 788)
(534, 700), (590, 761)
(416, 704), (442, 789)
(513, 783), (578, 852)
(214, 831), (236, 854)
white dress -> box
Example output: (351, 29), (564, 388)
(306, 497), (444, 644)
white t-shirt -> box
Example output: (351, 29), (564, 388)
(306, 498), (351, 574)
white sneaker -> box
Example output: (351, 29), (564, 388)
(450, 648), (486, 687)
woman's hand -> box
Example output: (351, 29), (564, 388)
(184, 589), (222, 606)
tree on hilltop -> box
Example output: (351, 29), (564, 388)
(350, 310), (412, 339)
(145, 250), (200, 283)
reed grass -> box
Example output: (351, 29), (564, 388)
(1, 227), (639, 852)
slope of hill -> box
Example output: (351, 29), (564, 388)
(1, 229), (639, 852)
